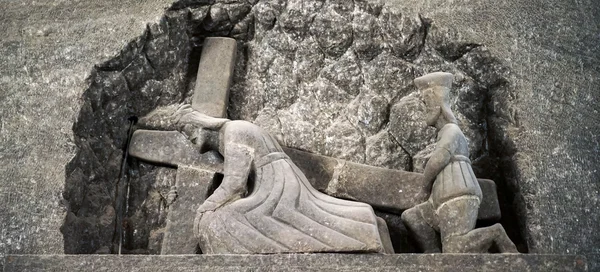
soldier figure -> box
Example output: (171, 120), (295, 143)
(401, 72), (518, 253)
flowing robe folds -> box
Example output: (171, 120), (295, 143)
(196, 120), (391, 254)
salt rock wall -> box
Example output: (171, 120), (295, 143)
(61, 0), (517, 254)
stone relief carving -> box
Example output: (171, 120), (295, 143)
(63, 0), (525, 254)
(128, 37), (393, 254)
(401, 72), (518, 253)
(133, 104), (394, 254)
(126, 36), (517, 255)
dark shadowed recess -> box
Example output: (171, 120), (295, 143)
(61, 0), (526, 254)
(61, 0), (254, 254)
(448, 45), (528, 253)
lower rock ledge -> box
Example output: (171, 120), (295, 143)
(2, 254), (594, 271)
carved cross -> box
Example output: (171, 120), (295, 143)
(130, 37), (237, 254)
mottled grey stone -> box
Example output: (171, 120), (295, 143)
(2, 0), (597, 258)
(347, 93), (389, 134)
(320, 51), (363, 96)
(129, 130), (223, 172)
(192, 37), (237, 117)
(2, 254), (592, 272)
(365, 130), (411, 171)
(0, 0), (175, 255)
(310, 7), (352, 58)
(389, 93), (436, 157)
(161, 167), (215, 254)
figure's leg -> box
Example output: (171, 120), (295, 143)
(401, 202), (441, 253)
(437, 197), (518, 253)
(467, 224), (518, 253)
(376, 216), (395, 254)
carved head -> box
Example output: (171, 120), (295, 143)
(138, 103), (228, 152)
(414, 72), (457, 127)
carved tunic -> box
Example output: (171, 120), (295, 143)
(429, 124), (483, 210)
(197, 120), (387, 254)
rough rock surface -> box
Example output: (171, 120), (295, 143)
(45, 0), (512, 254)
(233, 2), (491, 171)
(0, 0), (174, 255)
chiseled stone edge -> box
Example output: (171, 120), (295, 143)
(2, 254), (593, 272)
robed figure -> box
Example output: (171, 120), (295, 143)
(136, 104), (393, 254)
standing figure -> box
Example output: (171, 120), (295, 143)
(401, 72), (518, 253)
(140, 104), (393, 254)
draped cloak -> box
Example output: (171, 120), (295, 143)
(196, 120), (388, 254)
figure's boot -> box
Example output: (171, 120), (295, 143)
(443, 227), (496, 253)
(443, 224), (518, 253)
(491, 223), (519, 253)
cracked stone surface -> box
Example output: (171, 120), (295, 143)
(232, 0), (492, 174)
(1, 0), (598, 256)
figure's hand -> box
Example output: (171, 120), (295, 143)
(197, 200), (219, 213)
(194, 200), (219, 238)
(173, 104), (195, 120)
(194, 210), (213, 238)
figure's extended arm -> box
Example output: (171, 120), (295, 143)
(422, 130), (456, 190)
(197, 143), (254, 212)
(137, 104), (230, 132)
(176, 104), (230, 130)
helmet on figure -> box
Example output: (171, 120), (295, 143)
(414, 72), (457, 127)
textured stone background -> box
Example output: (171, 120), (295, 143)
(0, 0), (174, 254)
(55, 0), (516, 254)
(0, 0), (598, 256)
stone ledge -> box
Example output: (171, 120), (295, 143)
(3, 254), (594, 272)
